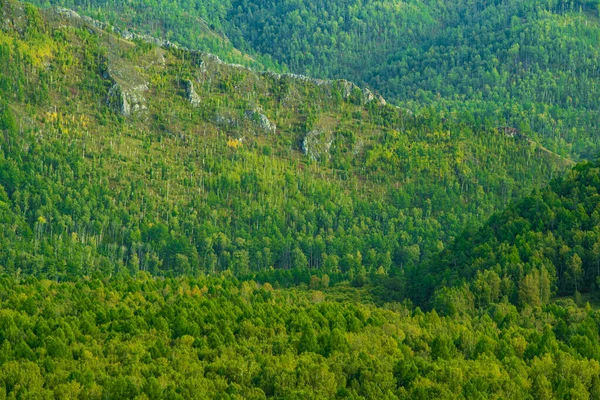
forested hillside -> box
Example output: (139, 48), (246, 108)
(26, 0), (600, 159)
(0, 0), (570, 283)
(24, 0), (282, 71)
(407, 160), (600, 310)
(3, 1), (600, 399)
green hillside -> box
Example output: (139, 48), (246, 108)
(407, 160), (600, 311)
(3, 1), (600, 399)
(25, 0), (600, 159)
(24, 0), (282, 71)
(0, 0), (569, 283)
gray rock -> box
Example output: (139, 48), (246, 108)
(54, 7), (80, 20)
(302, 130), (333, 162)
(376, 95), (387, 106)
(52, 7), (178, 49)
(336, 79), (361, 100)
(263, 71), (328, 86)
(245, 110), (276, 134)
(104, 49), (149, 116)
(362, 88), (376, 103)
(50, 5), (393, 116)
(183, 79), (201, 107)
(215, 114), (239, 128)
(107, 83), (148, 117)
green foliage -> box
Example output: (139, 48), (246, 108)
(412, 160), (600, 309)
(27, 0), (284, 71)
(28, 0), (600, 159)
(0, 276), (596, 398)
(227, 0), (600, 159)
(0, 2), (599, 397)
(0, 0), (570, 285)
(0, 101), (17, 135)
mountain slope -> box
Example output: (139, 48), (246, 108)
(407, 160), (600, 310)
(225, 0), (600, 158)
(0, 0), (570, 282)
(3, 3), (600, 399)
(23, 0), (283, 71)
(26, 0), (600, 159)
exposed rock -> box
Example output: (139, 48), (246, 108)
(49, 5), (393, 116)
(183, 79), (201, 107)
(201, 52), (246, 70)
(353, 139), (365, 156)
(53, 7), (80, 21)
(361, 88), (387, 106)
(245, 110), (276, 134)
(395, 106), (413, 116)
(44, 7), (151, 117)
(1, 1), (29, 34)
(362, 88), (376, 103)
(107, 83), (148, 117)
(215, 114), (239, 129)
(376, 94), (387, 106)
(498, 126), (526, 139)
(52, 7), (180, 49)
(51, 5), (374, 103)
(103, 44), (149, 116)
(335, 79), (361, 100)
(302, 130), (333, 162)
(263, 71), (328, 87)
(53, 7), (107, 32)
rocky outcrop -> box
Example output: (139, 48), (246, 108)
(183, 79), (201, 107)
(362, 88), (386, 105)
(107, 83), (148, 117)
(362, 88), (376, 103)
(52, 7), (181, 50)
(105, 68), (148, 116)
(498, 126), (526, 139)
(335, 80), (361, 101)
(376, 94), (387, 106)
(245, 110), (276, 134)
(332, 80), (387, 105)
(50, 5), (390, 115)
(103, 45), (149, 116)
(263, 71), (328, 87)
(215, 114), (239, 129)
(302, 130), (333, 162)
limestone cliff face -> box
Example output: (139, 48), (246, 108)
(106, 83), (148, 117)
(103, 48), (149, 117)
(333, 80), (386, 106)
(50, 7), (154, 117)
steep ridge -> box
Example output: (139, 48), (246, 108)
(24, 0), (283, 71)
(26, 0), (600, 160)
(225, 0), (600, 159)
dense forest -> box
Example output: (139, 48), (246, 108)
(1, 0), (600, 398)
(407, 160), (600, 310)
(0, 0), (571, 283)
(2, 275), (600, 398)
